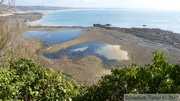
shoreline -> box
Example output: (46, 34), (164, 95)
(3, 8), (180, 33)
(18, 11), (180, 84)
(24, 9), (180, 34)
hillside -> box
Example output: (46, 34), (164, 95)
(0, 4), (19, 13)
(15, 6), (72, 11)
(0, 4), (72, 14)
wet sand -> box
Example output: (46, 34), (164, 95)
(111, 45), (129, 60)
(24, 26), (180, 84)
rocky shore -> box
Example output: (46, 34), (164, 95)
(100, 26), (180, 50)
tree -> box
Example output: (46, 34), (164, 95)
(0, 16), (27, 63)
(0, 0), (15, 14)
(0, 0), (31, 64)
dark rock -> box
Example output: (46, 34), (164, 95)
(93, 24), (111, 27)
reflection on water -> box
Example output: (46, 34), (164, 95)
(43, 41), (129, 61)
(23, 29), (83, 44)
(23, 29), (129, 61)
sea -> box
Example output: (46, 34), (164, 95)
(39, 9), (180, 33)
(25, 9), (180, 60)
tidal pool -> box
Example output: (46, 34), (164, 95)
(43, 41), (129, 61)
(23, 29), (83, 44)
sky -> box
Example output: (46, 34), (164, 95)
(14, 0), (180, 10)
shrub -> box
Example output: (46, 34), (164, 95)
(1, 52), (180, 101)
(0, 58), (83, 101)
(77, 51), (180, 101)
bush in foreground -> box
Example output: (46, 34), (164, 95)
(77, 51), (180, 101)
(0, 58), (83, 101)
(1, 52), (180, 101)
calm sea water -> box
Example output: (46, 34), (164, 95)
(23, 29), (82, 44)
(40, 9), (180, 33)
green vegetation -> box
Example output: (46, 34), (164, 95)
(0, 58), (83, 101)
(1, 1), (178, 100)
(1, 0), (178, 100)
(76, 51), (180, 101)
(0, 51), (180, 101)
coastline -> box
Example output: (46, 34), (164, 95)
(18, 11), (180, 84)
(24, 8), (98, 26)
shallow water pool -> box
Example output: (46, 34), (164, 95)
(23, 29), (83, 44)
(43, 41), (129, 61)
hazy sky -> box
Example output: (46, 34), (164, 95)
(15, 0), (180, 10)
